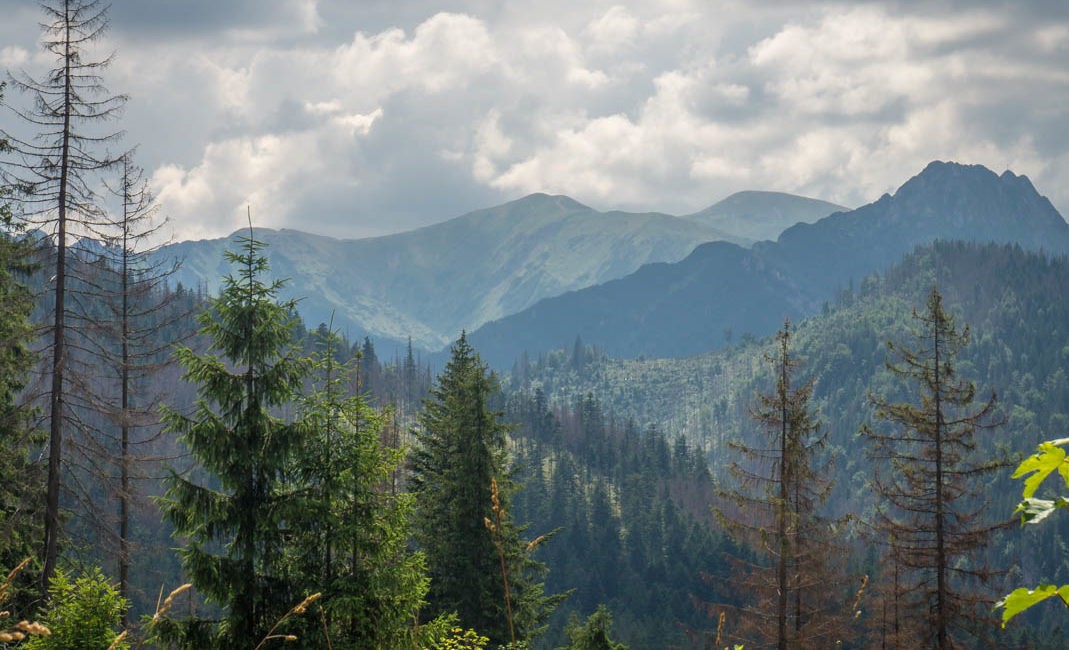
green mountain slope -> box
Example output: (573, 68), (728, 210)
(156, 194), (735, 350)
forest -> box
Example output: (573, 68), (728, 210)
(3, 2), (1069, 650)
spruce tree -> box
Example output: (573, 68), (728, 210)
(0, 125), (43, 614)
(863, 288), (1002, 649)
(159, 227), (312, 645)
(411, 332), (558, 645)
(287, 323), (427, 647)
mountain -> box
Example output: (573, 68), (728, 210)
(156, 194), (736, 350)
(683, 190), (845, 242)
(468, 161), (1069, 367)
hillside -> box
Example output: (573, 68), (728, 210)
(517, 240), (1069, 494)
(469, 162), (1069, 367)
(156, 194), (736, 350)
(509, 240), (1069, 648)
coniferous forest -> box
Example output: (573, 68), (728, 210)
(3, 2), (1069, 650)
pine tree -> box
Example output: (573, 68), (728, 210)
(0, 0), (126, 590)
(716, 319), (851, 649)
(863, 288), (1002, 649)
(410, 332), (559, 645)
(159, 227), (312, 645)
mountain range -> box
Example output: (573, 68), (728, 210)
(467, 162), (1069, 367)
(156, 160), (1065, 369)
(157, 190), (838, 351)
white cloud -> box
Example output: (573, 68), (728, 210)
(584, 6), (640, 54)
(6, 0), (1062, 241)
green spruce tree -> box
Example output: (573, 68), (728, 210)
(0, 104), (42, 615)
(159, 226), (312, 645)
(411, 332), (559, 645)
(287, 322), (427, 648)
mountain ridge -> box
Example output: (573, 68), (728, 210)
(467, 161), (1069, 367)
(156, 193), (741, 350)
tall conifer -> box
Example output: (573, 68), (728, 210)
(288, 323), (427, 647)
(159, 227), (311, 644)
(411, 332), (558, 644)
(0, 0), (126, 588)
(716, 319), (852, 648)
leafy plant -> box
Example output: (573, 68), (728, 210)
(997, 438), (1069, 626)
(24, 566), (126, 649)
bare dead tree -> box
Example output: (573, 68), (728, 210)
(0, 0), (126, 590)
(863, 288), (1004, 649)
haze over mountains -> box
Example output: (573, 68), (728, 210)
(158, 190), (838, 350)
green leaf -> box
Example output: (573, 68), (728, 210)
(1012, 441), (1069, 498)
(997, 584), (1069, 627)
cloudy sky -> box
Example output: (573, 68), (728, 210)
(2, 1), (1067, 242)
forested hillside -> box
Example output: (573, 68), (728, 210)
(515, 240), (1069, 646)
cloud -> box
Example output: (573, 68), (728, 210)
(4, 0), (1068, 241)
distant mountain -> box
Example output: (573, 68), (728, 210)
(683, 190), (845, 242)
(468, 161), (1069, 367)
(156, 194), (736, 350)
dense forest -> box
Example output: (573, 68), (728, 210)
(3, 2), (1069, 650)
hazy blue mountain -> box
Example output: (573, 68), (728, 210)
(156, 193), (735, 350)
(683, 190), (846, 242)
(468, 161), (1069, 367)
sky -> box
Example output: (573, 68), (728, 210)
(1, 0), (1068, 243)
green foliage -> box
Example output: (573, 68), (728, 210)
(159, 230), (313, 644)
(998, 438), (1069, 626)
(431, 626), (489, 650)
(556, 605), (627, 650)
(25, 567), (128, 650)
(285, 324), (427, 647)
(0, 229), (41, 612)
(412, 333), (559, 646)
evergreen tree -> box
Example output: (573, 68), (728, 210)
(411, 332), (558, 645)
(716, 319), (851, 649)
(287, 323), (427, 647)
(0, 0), (126, 589)
(863, 288), (1002, 649)
(159, 228), (312, 645)
(556, 605), (627, 650)
(0, 114), (42, 614)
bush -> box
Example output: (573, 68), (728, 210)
(26, 567), (127, 650)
